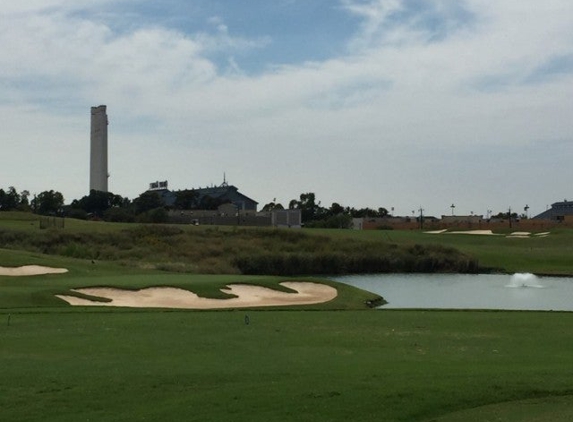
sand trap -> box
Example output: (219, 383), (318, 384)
(56, 281), (338, 309)
(0, 265), (68, 276)
(426, 229), (498, 235)
(448, 230), (498, 235)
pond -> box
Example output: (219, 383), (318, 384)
(334, 273), (573, 311)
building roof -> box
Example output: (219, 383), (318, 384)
(533, 200), (573, 220)
(146, 182), (258, 210)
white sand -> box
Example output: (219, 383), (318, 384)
(56, 281), (338, 309)
(448, 230), (498, 235)
(424, 229), (447, 234)
(0, 265), (68, 276)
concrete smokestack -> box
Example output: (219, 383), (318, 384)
(90, 105), (109, 192)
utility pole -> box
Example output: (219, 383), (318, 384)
(419, 206), (424, 230)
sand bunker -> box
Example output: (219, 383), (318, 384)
(506, 232), (531, 238)
(0, 265), (68, 276)
(56, 281), (338, 309)
(425, 229), (497, 235)
(448, 230), (498, 235)
(427, 230), (550, 237)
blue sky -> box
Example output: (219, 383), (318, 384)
(1, 0), (573, 217)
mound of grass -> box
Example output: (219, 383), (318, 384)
(0, 220), (482, 275)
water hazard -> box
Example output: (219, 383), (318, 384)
(334, 273), (573, 311)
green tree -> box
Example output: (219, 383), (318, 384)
(133, 191), (163, 214)
(289, 192), (327, 222)
(174, 189), (198, 210)
(261, 202), (284, 211)
(32, 190), (64, 215)
(0, 186), (20, 211)
(19, 190), (31, 211)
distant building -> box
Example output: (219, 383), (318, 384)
(533, 200), (573, 221)
(441, 215), (484, 225)
(145, 180), (258, 211)
(270, 209), (302, 228)
(194, 183), (258, 211)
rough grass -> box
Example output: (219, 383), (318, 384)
(309, 227), (573, 275)
(0, 216), (481, 275)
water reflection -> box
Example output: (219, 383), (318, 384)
(334, 273), (573, 311)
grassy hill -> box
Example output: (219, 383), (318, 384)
(0, 213), (482, 275)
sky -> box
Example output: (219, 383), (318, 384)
(1, 0), (572, 218)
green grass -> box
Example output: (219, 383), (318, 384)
(1, 309), (572, 422)
(308, 227), (573, 275)
(0, 248), (378, 310)
(2, 213), (573, 421)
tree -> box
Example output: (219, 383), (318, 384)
(198, 195), (227, 210)
(174, 189), (198, 210)
(289, 192), (327, 222)
(19, 190), (30, 211)
(32, 190), (64, 215)
(0, 186), (20, 211)
(261, 202), (284, 212)
(71, 190), (128, 217)
(350, 207), (387, 218)
(133, 191), (163, 215)
(330, 202), (345, 216)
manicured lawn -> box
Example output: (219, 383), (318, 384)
(1, 309), (572, 422)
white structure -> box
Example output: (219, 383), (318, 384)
(90, 105), (109, 192)
(271, 209), (302, 228)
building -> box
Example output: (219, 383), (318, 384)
(193, 183), (258, 211)
(145, 180), (301, 227)
(146, 180), (258, 211)
(89, 105), (109, 192)
(533, 200), (573, 221)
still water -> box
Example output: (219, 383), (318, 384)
(334, 273), (573, 311)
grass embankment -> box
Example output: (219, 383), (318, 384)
(0, 216), (480, 275)
(1, 309), (572, 422)
(309, 227), (573, 276)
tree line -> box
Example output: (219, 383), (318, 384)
(1, 186), (395, 228)
(263, 192), (389, 228)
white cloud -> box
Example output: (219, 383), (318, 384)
(1, 0), (572, 215)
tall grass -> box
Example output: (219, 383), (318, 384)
(0, 222), (482, 275)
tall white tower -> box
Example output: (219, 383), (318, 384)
(90, 105), (109, 192)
